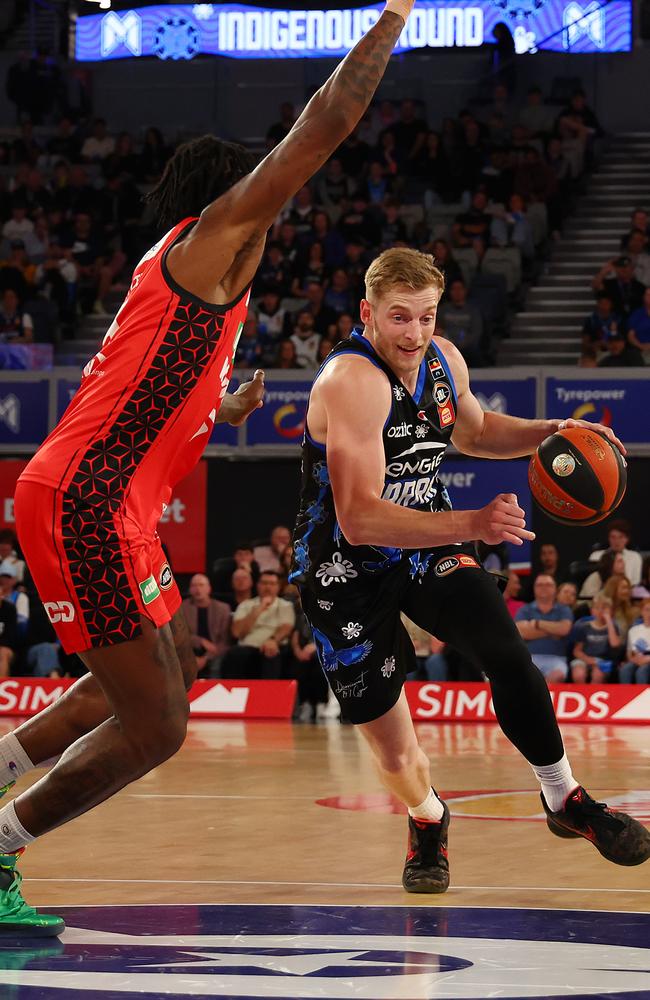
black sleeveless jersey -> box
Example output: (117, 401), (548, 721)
(291, 330), (459, 591)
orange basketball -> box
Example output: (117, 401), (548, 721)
(528, 426), (627, 525)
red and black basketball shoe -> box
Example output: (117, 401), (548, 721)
(402, 797), (450, 893)
(542, 785), (650, 866)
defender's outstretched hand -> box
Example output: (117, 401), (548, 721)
(476, 493), (536, 547)
(230, 369), (265, 426)
(551, 417), (626, 457)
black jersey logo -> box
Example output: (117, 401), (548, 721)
(434, 556), (460, 577)
(433, 381), (450, 407)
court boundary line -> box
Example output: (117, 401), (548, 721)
(25, 877), (650, 893)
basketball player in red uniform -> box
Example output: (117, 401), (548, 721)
(0, 0), (418, 934)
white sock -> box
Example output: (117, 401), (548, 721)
(531, 753), (579, 813)
(408, 787), (445, 823)
(0, 733), (34, 788)
(0, 801), (35, 854)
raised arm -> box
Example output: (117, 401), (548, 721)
(318, 356), (534, 548)
(167, 2), (414, 299)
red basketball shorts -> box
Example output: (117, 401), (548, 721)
(14, 481), (182, 655)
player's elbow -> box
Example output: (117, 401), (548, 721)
(338, 515), (366, 548)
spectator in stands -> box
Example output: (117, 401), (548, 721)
(429, 239), (462, 288)
(374, 129), (402, 182)
(452, 190), (492, 254)
(62, 211), (126, 316)
(620, 208), (650, 249)
(581, 294), (623, 353)
(0, 288), (33, 343)
(266, 102), (296, 149)
(289, 310), (321, 370)
(104, 131), (139, 180)
(273, 339), (299, 369)
(317, 337), (333, 363)
(0, 241), (36, 301)
(5, 53), (33, 124)
(515, 574), (573, 683)
(627, 287), (650, 359)
(378, 198), (408, 249)
(25, 598), (61, 678)
(284, 185), (317, 238)
(291, 241), (327, 297)
(580, 550), (627, 600)
(2, 202), (34, 246)
(0, 594), (18, 678)
(254, 526), (292, 573)
(181, 573), (231, 678)
(310, 211), (346, 268)
(603, 573), (637, 633)
(47, 117), (81, 163)
(592, 256), (645, 318)
(641, 556), (650, 593)
(362, 160), (391, 205)
(138, 126), (168, 184)
(437, 278), (485, 367)
(390, 99), (428, 175)
(303, 281), (338, 336)
(315, 159), (354, 223)
(276, 221), (300, 270)
(570, 594), (621, 684)
(226, 570), (295, 679)
(619, 598), (650, 684)
(490, 193), (535, 263)
(11, 121), (42, 166)
(490, 22), (516, 92)
(0, 560), (28, 638)
(212, 543), (260, 600)
(503, 570), (524, 618)
(230, 568), (254, 610)
(454, 120), (487, 196)
(0, 531), (24, 582)
(254, 243), (290, 298)
(336, 127), (371, 180)
(622, 229), (650, 288)
(518, 86), (553, 141)
(324, 268), (353, 315)
(291, 609), (328, 722)
(81, 118), (115, 162)
(234, 314), (262, 368)
(558, 581), (591, 621)
(597, 331), (644, 368)
(257, 289), (288, 361)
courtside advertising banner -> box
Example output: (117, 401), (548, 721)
(0, 679), (647, 723)
(472, 376), (536, 421)
(157, 460), (207, 573)
(0, 380), (49, 446)
(406, 682), (650, 725)
(75, 2), (632, 61)
(546, 377), (647, 444)
(0, 678), (297, 719)
(246, 381), (310, 446)
(0, 459), (27, 529)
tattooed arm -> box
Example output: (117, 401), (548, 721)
(167, 1), (414, 298)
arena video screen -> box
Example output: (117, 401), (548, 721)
(75, 1), (632, 62)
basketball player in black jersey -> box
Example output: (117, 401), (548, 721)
(292, 247), (650, 892)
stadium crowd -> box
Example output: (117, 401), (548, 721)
(3, 65), (638, 369)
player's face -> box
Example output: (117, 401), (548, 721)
(361, 285), (440, 385)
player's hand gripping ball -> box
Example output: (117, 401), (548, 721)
(528, 425), (627, 525)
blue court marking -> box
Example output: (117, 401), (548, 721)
(0, 905), (649, 999)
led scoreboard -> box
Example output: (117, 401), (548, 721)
(75, 1), (632, 61)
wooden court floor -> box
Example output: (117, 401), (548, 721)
(6, 717), (648, 913)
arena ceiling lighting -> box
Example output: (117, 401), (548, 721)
(74, 1), (632, 61)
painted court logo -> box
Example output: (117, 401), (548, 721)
(139, 575), (160, 605)
(3, 905), (650, 998)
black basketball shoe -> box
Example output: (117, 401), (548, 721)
(402, 797), (450, 893)
(542, 785), (650, 867)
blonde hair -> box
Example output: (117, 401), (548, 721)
(365, 247), (445, 303)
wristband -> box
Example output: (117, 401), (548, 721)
(385, 0), (414, 23)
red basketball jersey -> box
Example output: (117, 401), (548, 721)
(20, 218), (250, 533)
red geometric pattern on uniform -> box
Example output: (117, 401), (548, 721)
(60, 298), (225, 647)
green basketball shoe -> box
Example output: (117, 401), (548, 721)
(0, 851), (64, 937)
(0, 781), (15, 800)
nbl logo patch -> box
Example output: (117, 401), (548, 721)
(433, 381), (450, 407)
(159, 563), (174, 590)
(435, 554), (479, 577)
